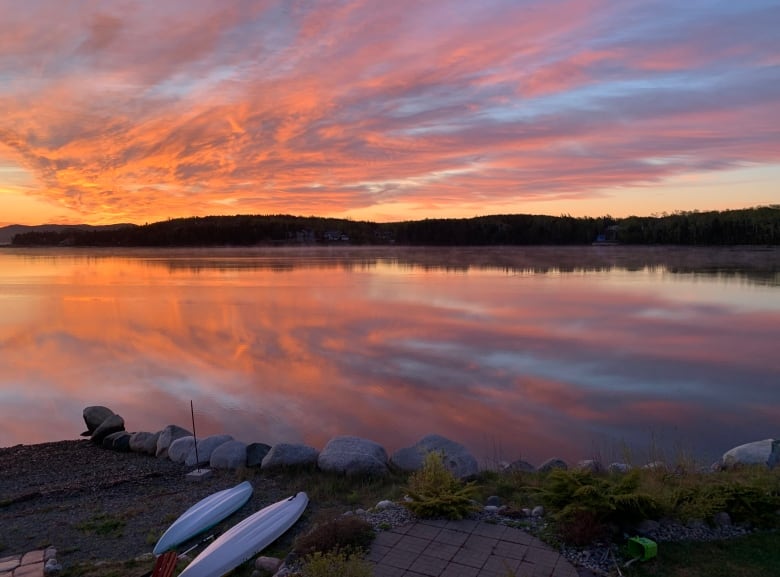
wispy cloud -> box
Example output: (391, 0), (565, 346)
(1, 0), (778, 224)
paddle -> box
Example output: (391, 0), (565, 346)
(140, 534), (216, 577)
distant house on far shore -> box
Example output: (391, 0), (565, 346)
(593, 225), (619, 245)
(323, 230), (349, 242)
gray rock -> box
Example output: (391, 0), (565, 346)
(722, 438), (777, 469)
(91, 413), (125, 444)
(636, 519), (660, 536)
(505, 459), (536, 473)
(129, 431), (160, 455)
(210, 440), (248, 469)
(390, 434), (478, 479)
(713, 512), (731, 527)
(103, 431), (131, 452)
(687, 518), (706, 530)
(770, 440), (780, 469)
(484, 505), (500, 513)
(376, 500), (395, 510)
(156, 425), (192, 458)
(246, 443), (272, 467)
(643, 461), (667, 471)
(318, 436), (389, 477)
(261, 443), (319, 470)
(486, 495), (501, 507)
(82, 406), (115, 436)
(608, 462), (632, 474)
(186, 434), (233, 467)
(576, 459), (603, 474)
(538, 458), (568, 473)
(531, 505), (545, 517)
(168, 436), (196, 463)
(255, 557), (282, 572)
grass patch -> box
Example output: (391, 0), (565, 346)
(627, 532), (780, 577)
(75, 512), (125, 538)
(266, 466), (408, 510)
(300, 549), (373, 577)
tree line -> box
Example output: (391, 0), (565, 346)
(10, 206), (780, 247)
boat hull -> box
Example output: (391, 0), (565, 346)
(178, 491), (308, 577)
(153, 481), (254, 555)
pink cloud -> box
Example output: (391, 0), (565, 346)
(0, 1), (778, 224)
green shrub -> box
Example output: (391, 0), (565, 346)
(293, 516), (375, 557)
(300, 549), (372, 577)
(539, 469), (662, 544)
(402, 451), (478, 520)
(670, 474), (780, 527)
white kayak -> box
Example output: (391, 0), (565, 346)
(153, 480), (254, 555)
(178, 491), (309, 577)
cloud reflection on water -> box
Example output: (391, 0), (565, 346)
(0, 247), (778, 465)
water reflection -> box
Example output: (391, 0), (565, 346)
(0, 246), (778, 466)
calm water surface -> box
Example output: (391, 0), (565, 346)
(1, 246), (778, 466)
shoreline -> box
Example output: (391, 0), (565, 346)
(2, 438), (776, 577)
(0, 440), (295, 571)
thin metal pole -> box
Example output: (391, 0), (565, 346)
(190, 400), (200, 471)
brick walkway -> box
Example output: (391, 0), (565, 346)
(0, 549), (51, 577)
(369, 519), (579, 577)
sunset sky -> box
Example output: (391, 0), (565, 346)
(1, 0), (778, 226)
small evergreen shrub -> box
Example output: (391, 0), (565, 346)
(293, 516), (375, 557)
(402, 451), (478, 520)
(300, 549), (372, 577)
(671, 475), (780, 527)
(539, 469), (662, 544)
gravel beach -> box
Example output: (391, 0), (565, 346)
(0, 440), (293, 572)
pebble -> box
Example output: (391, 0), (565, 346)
(355, 501), (416, 531)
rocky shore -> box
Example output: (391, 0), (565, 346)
(2, 406), (776, 576)
(0, 439), (297, 571)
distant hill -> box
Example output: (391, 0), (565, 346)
(3, 206), (779, 246)
(0, 224), (136, 245)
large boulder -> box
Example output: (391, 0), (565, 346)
(261, 443), (319, 471)
(246, 443), (272, 468)
(185, 434), (233, 467)
(721, 439), (779, 469)
(156, 425), (192, 458)
(129, 431), (160, 455)
(390, 434), (478, 479)
(168, 436), (196, 463)
(91, 413), (125, 445)
(103, 431), (132, 452)
(576, 459), (603, 474)
(210, 440), (248, 469)
(538, 458), (568, 473)
(505, 459), (536, 473)
(82, 406), (115, 436)
(318, 436), (389, 477)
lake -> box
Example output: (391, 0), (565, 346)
(0, 245), (778, 468)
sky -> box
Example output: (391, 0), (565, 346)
(0, 0), (778, 226)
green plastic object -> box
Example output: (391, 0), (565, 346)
(627, 537), (658, 561)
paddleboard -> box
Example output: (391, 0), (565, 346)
(153, 480), (254, 555)
(178, 491), (309, 577)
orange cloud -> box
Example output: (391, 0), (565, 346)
(0, 1), (778, 225)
